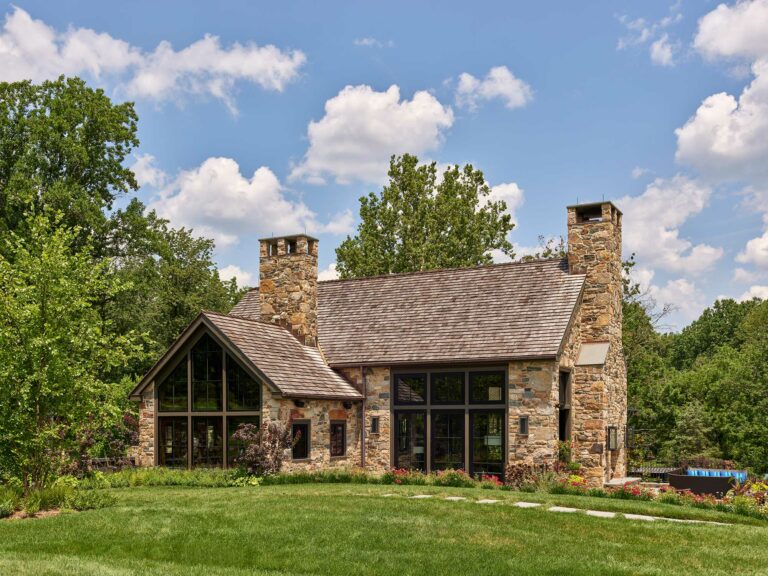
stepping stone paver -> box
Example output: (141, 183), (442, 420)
(409, 494), (433, 499)
(476, 499), (499, 504)
(624, 513), (655, 522)
(586, 510), (617, 519)
(444, 496), (466, 501)
(548, 506), (579, 513)
(513, 502), (542, 508)
(381, 493), (397, 497)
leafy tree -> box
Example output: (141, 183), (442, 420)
(0, 77), (138, 248)
(519, 235), (566, 261)
(335, 154), (515, 278)
(103, 199), (244, 363)
(232, 421), (296, 476)
(0, 214), (141, 489)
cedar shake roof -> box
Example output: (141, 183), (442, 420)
(230, 287), (260, 318)
(204, 311), (362, 400)
(316, 259), (584, 366)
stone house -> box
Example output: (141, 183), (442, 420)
(129, 201), (627, 484)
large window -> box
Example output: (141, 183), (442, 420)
(192, 335), (223, 411)
(158, 417), (188, 467)
(154, 332), (262, 469)
(395, 412), (426, 471)
(393, 368), (506, 478)
(158, 360), (188, 411)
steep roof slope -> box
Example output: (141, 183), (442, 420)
(230, 287), (259, 317)
(205, 312), (362, 399)
(316, 259), (584, 366)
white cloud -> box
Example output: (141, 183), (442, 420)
(353, 37), (393, 48)
(650, 34), (676, 66)
(631, 166), (649, 179)
(738, 284), (768, 301)
(219, 264), (255, 287)
(130, 154), (168, 188)
(737, 229), (768, 268)
(675, 60), (768, 182)
(0, 7), (305, 112)
(455, 66), (533, 111)
(616, 175), (723, 274)
(488, 182), (524, 223)
(693, 0), (768, 61)
(651, 278), (707, 322)
(289, 84), (454, 184)
(733, 266), (764, 283)
(149, 157), (348, 248)
(617, 5), (683, 65)
(318, 262), (340, 281)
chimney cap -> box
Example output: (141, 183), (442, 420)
(566, 200), (622, 216)
(258, 233), (320, 242)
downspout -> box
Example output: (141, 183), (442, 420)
(360, 365), (367, 469)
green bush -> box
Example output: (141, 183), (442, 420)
(431, 469), (476, 488)
(0, 499), (15, 518)
(78, 467), (240, 489)
(23, 485), (72, 514)
(66, 490), (116, 511)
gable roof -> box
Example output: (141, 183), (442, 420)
(230, 287), (260, 317)
(317, 259), (584, 366)
(130, 311), (362, 401)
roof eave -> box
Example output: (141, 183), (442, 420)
(326, 354), (559, 369)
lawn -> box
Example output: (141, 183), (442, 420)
(1, 484), (767, 576)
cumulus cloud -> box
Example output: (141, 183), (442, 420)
(289, 84), (454, 184)
(616, 176), (723, 274)
(0, 7), (305, 112)
(130, 154), (168, 189)
(737, 230), (768, 268)
(219, 265), (255, 287)
(631, 166), (649, 179)
(693, 0), (768, 61)
(455, 66), (533, 111)
(318, 262), (340, 281)
(733, 266), (764, 283)
(149, 157), (352, 248)
(738, 284), (768, 300)
(651, 278), (707, 322)
(488, 182), (524, 223)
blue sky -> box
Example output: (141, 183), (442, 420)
(3, 1), (768, 329)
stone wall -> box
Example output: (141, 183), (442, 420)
(338, 366), (391, 473)
(263, 387), (362, 472)
(259, 235), (318, 346)
(137, 383), (155, 467)
(508, 360), (559, 465)
(566, 202), (628, 484)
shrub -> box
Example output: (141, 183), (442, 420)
(432, 469), (476, 488)
(66, 490), (116, 511)
(0, 498), (15, 518)
(78, 467), (239, 489)
(607, 483), (653, 501)
(382, 468), (429, 486)
(23, 484), (72, 514)
(232, 421), (295, 476)
(557, 440), (572, 463)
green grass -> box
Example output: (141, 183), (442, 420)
(1, 484), (767, 575)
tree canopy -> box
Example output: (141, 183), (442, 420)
(335, 154), (515, 278)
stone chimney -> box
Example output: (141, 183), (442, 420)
(258, 234), (318, 346)
(566, 201), (627, 484)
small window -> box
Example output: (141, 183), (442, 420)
(395, 373), (427, 404)
(286, 239), (297, 254)
(370, 416), (380, 434)
(292, 421), (310, 460)
(518, 416), (529, 435)
(267, 241), (278, 256)
(330, 421), (346, 457)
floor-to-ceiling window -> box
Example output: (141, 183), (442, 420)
(155, 331), (262, 468)
(392, 368), (507, 478)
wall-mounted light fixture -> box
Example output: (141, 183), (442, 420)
(343, 401), (353, 410)
(607, 426), (619, 451)
(293, 400), (305, 408)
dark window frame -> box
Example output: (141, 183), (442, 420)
(430, 371), (466, 405)
(370, 416), (380, 434)
(291, 420), (311, 461)
(468, 370), (506, 405)
(518, 415), (529, 436)
(470, 410), (506, 478)
(394, 373), (428, 405)
(330, 420), (347, 457)
(394, 410), (427, 472)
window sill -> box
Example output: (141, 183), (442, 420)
(291, 457), (312, 462)
(330, 455), (348, 460)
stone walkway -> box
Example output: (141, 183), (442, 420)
(395, 495), (730, 526)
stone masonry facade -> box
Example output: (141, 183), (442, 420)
(259, 235), (318, 346)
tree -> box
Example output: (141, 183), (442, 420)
(103, 199), (244, 364)
(335, 154), (515, 278)
(0, 77), (138, 248)
(0, 214), (141, 489)
(232, 421), (296, 476)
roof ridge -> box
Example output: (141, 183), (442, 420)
(318, 257), (572, 285)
